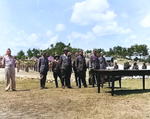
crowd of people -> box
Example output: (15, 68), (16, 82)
(1, 47), (148, 91)
(123, 61), (147, 70)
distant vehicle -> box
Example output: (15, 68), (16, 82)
(105, 57), (114, 67)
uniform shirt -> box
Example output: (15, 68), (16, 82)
(59, 54), (69, 70)
(89, 54), (99, 69)
(2, 55), (15, 68)
(75, 55), (86, 71)
(38, 56), (49, 74)
(99, 57), (106, 69)
(132, 65), (139, 70)
(52, 59), (60, 72)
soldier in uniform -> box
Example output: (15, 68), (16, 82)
(38, 52), (49, 89)
(75, 49), (87, 88)
(52, 54), (61, 88)
(124, 61), (131, 70)
(132, 62), (139, 70)
(23, 61), (25, 71)
(16, 59), (20, 72)
(59, 47), (72, 89)
(73, 52), (79, 86)
(99, 52), (107, 88)
(89, 50), (100, 87)
(67, 52), (72, 87)
(34, 60), (38, 71)
(114, 62), (119, 69)
(99, 52), (106, 69)
(86, 59), (92, 85)
(25, 62), (29, 72)
(142, 62), (147, 69)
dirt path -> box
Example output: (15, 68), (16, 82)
(0, 68), (78, 82)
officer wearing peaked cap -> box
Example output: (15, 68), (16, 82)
(75, 49), (87, 88)
(59, 47), (72, 89)
(99, 52), (106, 69)
(63, 47), (69, 51)
(52, 54), (61, 88)
(89, 49), (100, 87)
(73, 52), (79, 86)
(98, 52), (107, 88)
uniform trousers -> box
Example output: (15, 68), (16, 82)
(61, 69), (71, 87)
(53, 70), (61, 87)
(78, 71), (87, 88)
(5, 67), (16, 91)
(40, 72), (47, 88)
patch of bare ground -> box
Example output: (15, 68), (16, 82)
(0, 77), (150, 119)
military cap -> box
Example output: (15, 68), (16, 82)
(100, 52), (104, 54)
(54, 54), (59, 59)
(78, 49), (83, 52)
(63, 47), (69, 51)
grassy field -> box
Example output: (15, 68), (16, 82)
(0, 78), (150, 119)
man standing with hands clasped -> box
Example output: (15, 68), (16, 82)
(38, 52), (49, 89)
(89, 49), (100, 87)
(75, 49), (87, 88)
(59, 47), (72, 89)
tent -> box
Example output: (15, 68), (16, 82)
(48, 55), (54, 61)
(30, 56), (38, 61)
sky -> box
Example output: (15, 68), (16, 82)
(1, 0), (150, 55)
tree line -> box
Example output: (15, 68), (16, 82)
(85, 44), (149, 59)
(16, 42), (79, 59)
(16, 42), (149, 62)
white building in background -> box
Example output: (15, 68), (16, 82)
(126, 55), (149, 60)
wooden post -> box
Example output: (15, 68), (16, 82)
(119, 79), (121, 88)
(112, 76), (115, 96)
(143, 75), (145, 90)
(98, 75), (100, 93)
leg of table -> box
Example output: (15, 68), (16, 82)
(108, 76), (110, 88)
(98, 75), (100, 93)
(143, 75), (145, 90)
(112, 76), (115, 96)
(108, 81), (110, 88)
(119, 79), (121, 88)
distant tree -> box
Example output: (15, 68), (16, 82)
(85, 50), (92, 53)
(140, 44), (148, 56)
(115, 46), (122, 58)
(127, 47), (134, 59)
(27, 48), (33, 58)
(50, 44), (54, 48)
(122, 47), (127, 58)
(21, 55), (26, 60)
(146, 56), (150, 63)
(32, 48), (40, 58)
(17, 50), (25, 59)
(106, 48), (114, 57)
(54, 42), (66, 56)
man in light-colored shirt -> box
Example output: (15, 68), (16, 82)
(2, 48), (16, 91)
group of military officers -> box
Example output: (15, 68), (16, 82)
(40, 48), (109, 89)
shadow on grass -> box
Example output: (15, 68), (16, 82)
(15, 89), (30, 92)
(106, 87), (128, 89)
(106, 89), (150, 96)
